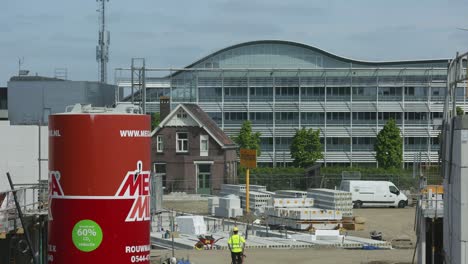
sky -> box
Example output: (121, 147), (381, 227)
(1, 0), (468, 86)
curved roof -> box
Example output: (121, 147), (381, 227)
(182, 40), (448, 69)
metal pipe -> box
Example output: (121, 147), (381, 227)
(6, 172), (38, 264)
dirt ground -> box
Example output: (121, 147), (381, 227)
(163, 200), (209, 215)
(349, 208), (416, 242)
(152, 248), (415, 264)
(160, 200), (417, 263)
(163, 200), (416, 241)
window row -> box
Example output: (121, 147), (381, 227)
(196, 87), (462, 99)
(259, 136), (439, 152)
(215, 111), (446, 125)
(156, 133), (209, 155)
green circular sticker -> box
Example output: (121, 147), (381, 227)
(72, 219), (103, 252)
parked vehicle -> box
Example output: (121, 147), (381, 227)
(340, 180), (408, 208)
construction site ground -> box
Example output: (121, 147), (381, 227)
(161, 200), (417, 263)
(152, 248), (414, 264)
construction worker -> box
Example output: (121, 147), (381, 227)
(228, 226), (245, 264)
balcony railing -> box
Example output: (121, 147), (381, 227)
(260, 145), (274, 152)
(199, 96), (222, 102)
(378, 95), (402, 101)
(405, 120), (430, 126)
(405, 96), (428, 101)
(352, 95), (377, 101)
(380, 119), (402, 125)
(250, 96), (273, 102)
(224, 120), (244, 126)
(224, 96), (247, 102)
(327, 95), (351, 101)
(301, 96), (325, 101)
(327, 120), (351, 125)
(276, 120), (299, 126)
(352, 144), (374, 151)
(275, 95), (299, 102)
(251, 120), (274, 126)
(301, 120), (325, 126)
(327, 144), (351, 151)
(352, 120), (376, 125)
(405, 145), (429, 151)
(275, 145), (291, 151)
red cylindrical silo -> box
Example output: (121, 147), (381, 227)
(48, 107), (151, 264)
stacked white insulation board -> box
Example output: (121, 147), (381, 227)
(220, 184), (273, 213)
(176, 216), (207, 235)
(266, 207), (342, 230)
(240, 191), (272, 213)
(307, 188), (353, 217)
(274, 190), (308, 198)
(220, 184), (267, 196)
(269, 197), (314, 208)
(213, 195), (243, 218)
(265, 193), (342, 231)
(208, 197), (219, 216)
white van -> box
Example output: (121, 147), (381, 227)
(340, 180), (408, 208)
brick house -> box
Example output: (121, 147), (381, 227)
(151, 98), (238, 194)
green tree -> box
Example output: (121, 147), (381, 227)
(374, 119), (403, 169)
(233, 120), (261, 156)
(151, 112), (161, 131)
(457, 106), (464, 116)
(290, 128), (323, 168)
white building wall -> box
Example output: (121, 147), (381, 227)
(0, 121), (48, 192)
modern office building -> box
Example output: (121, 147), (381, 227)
(116, 40), (467, 167)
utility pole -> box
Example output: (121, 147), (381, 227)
(96, 0), (110, 83)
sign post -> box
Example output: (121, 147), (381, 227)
(240, 149), (257, 213)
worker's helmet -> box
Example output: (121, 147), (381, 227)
(233, 226), (239, 232)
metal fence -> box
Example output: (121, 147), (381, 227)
(0, 183), (48, 233)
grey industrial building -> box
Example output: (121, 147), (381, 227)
(0, 87), (7, 121)
(115, 40), (467, 167)
(7, 76), (116, 125)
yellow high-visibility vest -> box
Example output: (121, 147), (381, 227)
(228, 234), (245, 253)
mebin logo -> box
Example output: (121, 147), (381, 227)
(115, 161), (151, 222)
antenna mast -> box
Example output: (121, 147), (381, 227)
(96, 0), (110, 83)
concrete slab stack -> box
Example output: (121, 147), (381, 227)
(208, 197), (219, 216)
(265, 207), (342, 230)
(220, 184), (267, 196)
(176, 216), (207, 235)
(307, 188), (353, 217)
(220, 184), (271, 213)
(274, 190), (308, 198)
(269, 198), (314, 208)
(213, 195), (243, 218)
(240, 191), (271, 213)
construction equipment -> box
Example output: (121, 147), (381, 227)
(194, 235), (223, 250)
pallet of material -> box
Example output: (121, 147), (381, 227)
(265, 207), (342, 221)
(307, 188), (353, 217)
(269, 198), (314, 208)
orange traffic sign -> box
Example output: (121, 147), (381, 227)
(240, 148), (257, 168)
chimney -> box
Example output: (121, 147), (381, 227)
(159, 96), (170, 120)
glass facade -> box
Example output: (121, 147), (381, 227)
(117, 40), (467, 167)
